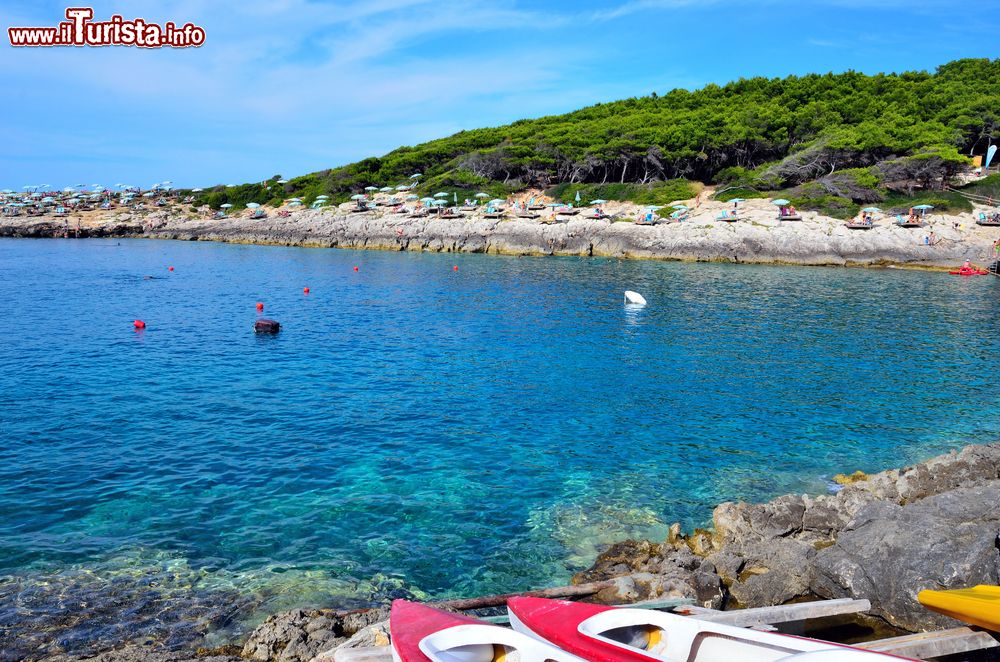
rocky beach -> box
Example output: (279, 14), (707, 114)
(2, 194), (999, 269)
(8, 442), (996, 662)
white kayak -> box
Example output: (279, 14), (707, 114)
(390, 599), (587, 662)
(506, 597), (913, 662)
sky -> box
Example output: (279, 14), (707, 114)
(2, 0), (998, 190)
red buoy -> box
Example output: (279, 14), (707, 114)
(303, 287), (310, 294)
(453, 265), (458, 271)
(133, 320), (146, 329)
(353, 266), (359, 272)
(168, 266), (174, 272)
(256, 302), (264, 311)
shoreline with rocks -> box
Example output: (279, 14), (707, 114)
(3, 198), (1000, 269)
(32, 442), (999, 662)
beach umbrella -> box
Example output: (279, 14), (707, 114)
(488, 199), (506, 205)
(730, 198), (746, 204)
(590, 199), (607, 205)
(434, 192), (449, 198)
(432, 199), (447, 206)
(316, 195), (329, 200)
(475, 192), (489, 199)
(546, 202), (561, 208)
(192, 188), (203, 192)
(289, 201), (302, 207)
(395, 184), (409, 191)
(671, 204), (688, 210)
(380, 187), (393, 192)
(41, 197), (55, 203)
(645, 205), (664, 211)
(364, 186), (379, 192)
(406, 194), (419, 200)
(409, 173), (422, 179)
(861, 207), (881, 213)
(277, 179), (288, 184)
(350, 194), (367, 200)
(246, 202), (261, 209)
(220, 203), (233, 208)
(420, 197), (435, 203)
(575, 191), (581, 203)
(287, 197), (302, 202)
(913, 204), (934, 210)
(770, 199), (791, 206)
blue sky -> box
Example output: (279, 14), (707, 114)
(2, 0), (998, 189)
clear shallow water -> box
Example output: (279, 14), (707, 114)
(1, 238), (999, 656)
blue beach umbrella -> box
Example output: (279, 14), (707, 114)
(771, 199), (791, 206)
(246, 202), (261, 209)
(406, 194), (419, 200)
(364, 186), (379, 192)
(289, 201), (302, 207)
(432, 199), (447, 206)
(395, 184), (409, 191)
(489, 199), (505, 205)
(730, 198), (746, 204)
(220, 203), (233, 208)
(420, 197), (435, 203)
(590, 199), (607, 205)
(410, 173), (422, 179)
(861, 207), (881, 213)
(913, 204), (934, 210)
(350, 194), (367, 200)
(380, 187), (393, 192)
(434, 192), (449, 198)
(575, 191), (581, 203)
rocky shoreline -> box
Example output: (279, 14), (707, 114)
(32, 442), (1000, 662)
(2, 201), (999, 268)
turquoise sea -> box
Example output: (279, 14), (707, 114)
(1, 238), (999, 657)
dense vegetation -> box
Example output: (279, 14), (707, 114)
(190, 58), (1000, 217)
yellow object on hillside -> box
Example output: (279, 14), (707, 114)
(918, 585), (1000, 632)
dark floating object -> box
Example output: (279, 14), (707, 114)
(254, 319), (280, 334)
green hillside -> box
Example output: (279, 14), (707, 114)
(193, 58), (1000, 217)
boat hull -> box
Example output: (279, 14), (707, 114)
(918, 585), (1000, 632)
(507, 596), (910, 662)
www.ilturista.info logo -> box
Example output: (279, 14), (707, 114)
(8, 8), (205, 48)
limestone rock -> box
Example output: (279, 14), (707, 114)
(811, 485), (1000, 631)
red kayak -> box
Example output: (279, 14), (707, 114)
(949, 269), (988, 276)
(507, 596), (912, 662)
(390, 599), (585, 662)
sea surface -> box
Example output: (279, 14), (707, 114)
(2, 238), (999, 657)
